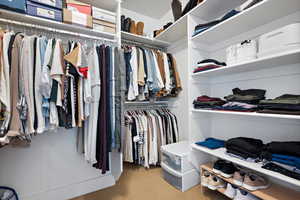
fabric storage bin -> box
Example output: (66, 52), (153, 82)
(258, 23), (300, 58)
(66, 0), (91, 15)
(92, 6), (116, 24)
(0, 0), (26, 13)
(236, 39), (257, 63)
(26, 1), (62, 21)
(93, 23), (116, 34)
(161, 141), (194, 173)
(28, 0), (63, 9)
(161, 163), (199, 192)
(226, 45), (237, 66)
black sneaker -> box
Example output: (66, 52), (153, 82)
(220, 162), (237, 178)
(212, 160), (227, 174)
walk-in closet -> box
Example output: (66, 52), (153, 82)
(0, 0), (300, 200)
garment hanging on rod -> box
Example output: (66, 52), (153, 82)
(123, 108), (179, 168)
(122, 45), (182, 102)
(0, 24), (121, 174)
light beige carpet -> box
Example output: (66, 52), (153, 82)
(72, 163), (228, 200)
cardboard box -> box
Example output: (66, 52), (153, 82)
(93, 18), (116, 29)
(63, 8), (92, 28)
(27, 1), (62, 22)
(0, 0), (26, 13)
(92, 6), (116, 23)
(29, 0), (63, 9)
(93, 23), (116, 34)
(66, 0), (91, 15)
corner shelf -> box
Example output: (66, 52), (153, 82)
(0, 8), (116, 40)
(121, 31), (169, 48)
(200, 163), (300, 200)
(155, 15), (188, 44)
(192, 144), (300, 187)
(191, 109), (300, 120)
(191, 49), (300, 78)
(192, 0), (300, 45)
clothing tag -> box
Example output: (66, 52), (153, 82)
(37, 8), (55, 19)
(133, 135), (140, 142)
(72, 12), (87, 26)
(38, 0), (56, 7)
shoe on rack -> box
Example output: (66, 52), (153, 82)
(207, 175), (226, 190)
(233, 169), (246, 186)
(224, 183), (238, 199)
(220, 162), (237, 178)
(136, 21), (144, 35)
(201, 171), (211, 187)
(212, 160), (227, 174)
(234, 189), (260, 200)
(243, 174), (269, 191)
(130, 20), (137, 34)
(121, 15), (125, 31)
(124, 17), (132, 32)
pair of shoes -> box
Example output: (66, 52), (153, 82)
(226, 184), (261, 200)
(121, 15), (144, 35)
(225, 184), (260, 200)
(201, 170), (226, 190)
(233, 169), (269, 191)
(213, 160), (237, 178)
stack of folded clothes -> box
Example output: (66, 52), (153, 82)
(195, 137), (225, 149)
(262, 141), (300, 180)
(225, 137), (264, 161)
(193, 59), (226, 73)
(193, 95), (225, 109)
(258, 94), (300, 115)
(213, 88), (266, 112)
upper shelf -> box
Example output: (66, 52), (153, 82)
(192, 0), (300, 45)
(155, 15), (188, 44)
(190, 0), (246, 21)
(0, 8), (116, 40)
(191, 49), (300, 78)
(121, 31), (170, 48)
(154, 0), (246, 44)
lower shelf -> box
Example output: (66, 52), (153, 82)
(191, 144), (300, 187)
(200, 163), (300, 200)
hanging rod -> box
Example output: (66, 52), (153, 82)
(122, 39), (166, 51)
(0, 18), (116, 43)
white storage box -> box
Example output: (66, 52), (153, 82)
(226, 39), (257, 65)
(92, 6), (116, 23)
(161, 163), (199, 192)
(226, 45), (237, 66)
(258, 23), (300, 58)
(161, 141), (194, 173)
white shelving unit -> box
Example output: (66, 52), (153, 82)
(192, 0), (300, 45)
(188, 0), (300, 196)
(121, 31), (169, 48)
(192, 144), (300, 187)
(191, 49), (300, 77)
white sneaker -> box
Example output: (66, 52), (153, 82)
(207, 175), (226, 190)
(224, 183), (237, 199)
(243, 173), (269, 191)
(234, 189), (260, 200)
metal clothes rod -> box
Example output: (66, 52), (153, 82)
(122, 39), (166, 51)
(0, 18), (116, 43)
(124, 101), (169, 105)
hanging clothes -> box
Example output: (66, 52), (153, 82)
(123, 108), (179, 168)
(0, 28), (121, 174)
(122, 45), (182, 101)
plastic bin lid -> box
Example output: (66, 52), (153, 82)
(161, 141), (190, 156)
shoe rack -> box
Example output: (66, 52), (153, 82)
(200, 163), (300, 200)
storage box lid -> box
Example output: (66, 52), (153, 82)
(161, 141), (190, 156)
(66, 0), (90, 7)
